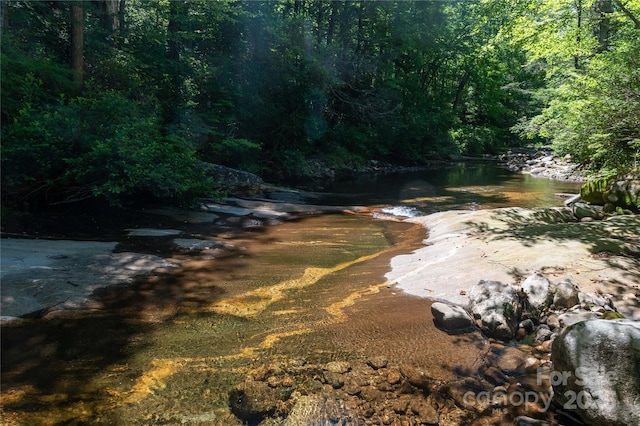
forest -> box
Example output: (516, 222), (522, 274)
(1, 0), (639, 208)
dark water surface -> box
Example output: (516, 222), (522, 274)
(1, 163), (581, 425)
(316, 162), (581, 213)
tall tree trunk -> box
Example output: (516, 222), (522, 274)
(71, 3), (84, 91)
(326, 1), (338, 45)
(356, 1), (365, 54)
(101, 0), (119, 32)
(315, 2), (324, 45)
(161, 0), (183, 124)
(118, 0), (126, 39)
(0, 0), (6, 31)
(167, 1), (180, 62)
(574, 0), (582, 69)
(596, 0), (613, 52)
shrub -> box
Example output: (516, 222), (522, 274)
(1, 91), (213, 207)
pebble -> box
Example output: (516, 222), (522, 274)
(325, 361), (351, 374)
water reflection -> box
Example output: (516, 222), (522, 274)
(318, 162), (581, 213)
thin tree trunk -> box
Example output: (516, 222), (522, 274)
(596, 0), (613, 52)
(326, 1), (338, 45)
(119, 0), (126, 39)
(71, 3), (84, 91)
(574, 0), (582, 69)
(316, 2), (324, 45)
(356, 1), (365, 54)
(453, 71), (469, 111)
(0, 0), (6, 31)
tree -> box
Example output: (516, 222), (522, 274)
(509, 0), (640, 172)
(71, 2), (84, 91)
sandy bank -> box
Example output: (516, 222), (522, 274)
(385, 207), (640, 319)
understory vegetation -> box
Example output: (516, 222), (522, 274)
(1, 1), (639, 208)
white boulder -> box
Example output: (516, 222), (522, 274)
(551, 319), (640, 426)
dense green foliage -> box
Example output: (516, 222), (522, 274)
(508, 0), (640, 173)
(1, 1), (639, 207)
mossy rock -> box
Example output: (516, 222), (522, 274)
(603, 311), (625, 320)
(607, 173), (640, 212)
(581, 169), (640, 212)
(580, 176), (611, 204)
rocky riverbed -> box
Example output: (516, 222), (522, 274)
(2, 165), (639, 425)
(497, 148), (587, 183)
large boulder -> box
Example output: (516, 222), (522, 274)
(199, 162), (263, 196)
(551, 319), (640, 426)
(580, 176), (610, 205)
(580, 170), (640, 212)
(469, 280), (520, 339)
(572, 202), (604, 220)
(605, 170), (640, 213)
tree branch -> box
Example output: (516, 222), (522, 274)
(613, 0), (640, 29)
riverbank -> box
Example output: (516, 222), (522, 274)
(497, 147), (587, 182)
(0, 194), (370, 320)
(3, 193), (639, 424)
(386, 207), (640, 319)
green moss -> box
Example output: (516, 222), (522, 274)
(580, 176), (611, 204)
(603, 311), (625, 320)
(616, 206), (633, 215)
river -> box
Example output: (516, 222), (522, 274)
(1, 162), (582, 425)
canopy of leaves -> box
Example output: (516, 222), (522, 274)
(1, 0), (638, 208)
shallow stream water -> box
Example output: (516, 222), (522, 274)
(1, 163), (581, 425)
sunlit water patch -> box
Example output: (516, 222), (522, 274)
(378, 205), (422, 218)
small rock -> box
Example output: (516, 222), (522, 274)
(535, 325), (553, 344)
(324, 361), (351, 374)
(469, 280), (520, 339)
(343, 379), (361, 396)
(323, 371), (344, 389)
(540, 339), (554, 352)
(521, 274), (552, 316)
(391, 397), (409, 414)
(367, 356), (388, 370)
(446, 377), (492, 413)
(399, 365), (434, 391)
(482, 366), (509, 386)
(490, 346), (527, 376)
(515, 415), (552, 426)
(387, 369), (402, 385)
(573, 201), (604, 220)
(516, 327), (529, 340)
(546, 313), (561, 330)
(410, 400), (439, 425)
(519, 319), (535, 333)
(430, 302), (475, 332)
(229, 380), (291, 422)
(552, 280), (580, 308)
